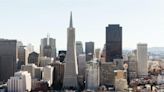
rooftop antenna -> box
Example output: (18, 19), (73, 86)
(47, 33), (50, 45)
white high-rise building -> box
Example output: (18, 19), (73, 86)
(21, 64), (37, 78)
(21, 64), (43, 80)
(63, 12), (78, 89)
(137, 43), (148, 77)
(86, 60), (99, 90)
(42, 65), (54, 87)
(7, 71), (31, 92)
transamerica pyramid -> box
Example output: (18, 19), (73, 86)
(63, 12), (78, 89)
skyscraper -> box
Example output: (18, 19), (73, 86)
(18, 46), (29, 66)
(63, 12), (78, 89)
(40, 35), (56, 60)
(85, 42), (94, 61)
(0, 39), (17, 82)
(95, 48), (101, 60)
(106, 24), (122, 62)
(77, 54), (86, 89)
(50, 62), (64, 90)
(137, 43), (148, 77)
(76, 41), (83, 57)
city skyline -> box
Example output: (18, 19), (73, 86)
(0, 0), (164, 52)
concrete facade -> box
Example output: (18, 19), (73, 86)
(7, 71), (31, 92)
(127, 52), (138, 82)
(77, 54), (86, 89)
(100, 62), (116, 86)
(63, 12), (78, 89)
(137, 43), (148, 77)
(85, 61), (99, 90)
(42, 66), (54, 87)
(21, 64), (37, 79)
(50, 62), (64, 89)
(38, 57), (53, 67)
(40, 36), (56, 60)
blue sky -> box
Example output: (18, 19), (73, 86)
(0, 0), (164, 52)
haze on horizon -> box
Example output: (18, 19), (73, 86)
(0, 0), (164, 52)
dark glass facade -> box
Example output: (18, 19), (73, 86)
(106, 24), (122, 62)
(58, 50), (66, 62)
(28, 52), (39, 65)
(85, 42), (94, 61)
(0, 40), (16, 82)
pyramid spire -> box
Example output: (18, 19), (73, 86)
(69, 11), (73, 28)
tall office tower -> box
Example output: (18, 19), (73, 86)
(106, 24), (122, 62)
(50, 62), (64, 90)
(42, 66), (54, 87)
(18, 46), (29, 66)
(40, 35), (56, 60)
(16, 41), (23, 61)
(78, 54), (86, 77)
(43, 45), (52, 57)
(0, 39), (16, 82)
(85, 42), (94, 61)
(95, 48), (101, 60)
(100, 44), (106, 63)
(127, 50), (137, 83)
(40, 37), (47, 57)
(7, 71), (31, 92)
(76, 41), (83, 57)
(28, 52), (39, 66)
(85, 60), (99, 90)
(137, 43), (148, 77)
(49, 38), (56, 59)
(63, 12), (78, 89)
(77, 54), (86, 89)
